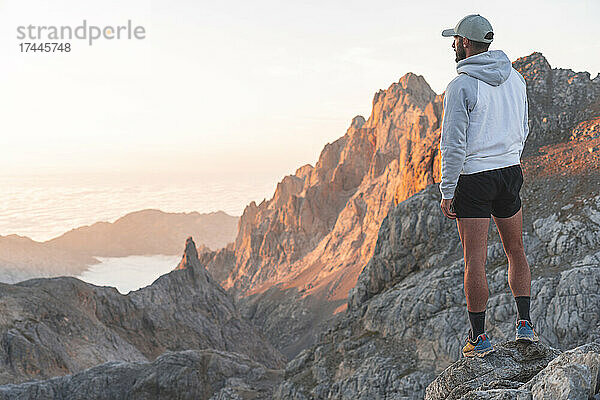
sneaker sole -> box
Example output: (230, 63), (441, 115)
(463, 347), (495, 358)
(516, 336), (539, 343)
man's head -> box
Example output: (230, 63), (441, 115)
(452, 35), (492, 63)
(442, 14), (494, 62)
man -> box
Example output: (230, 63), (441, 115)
(439, 14), (539, 358)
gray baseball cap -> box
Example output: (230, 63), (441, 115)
(441, 14), (494, 43)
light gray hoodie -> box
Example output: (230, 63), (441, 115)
(439, 49), (529, 199)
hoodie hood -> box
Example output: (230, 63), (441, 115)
(456, 49), (512, 86)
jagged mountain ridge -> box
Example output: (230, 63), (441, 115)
(205, 72), (445, 358)
(203, 51), (600, 360)
(215, 72), (442, 299)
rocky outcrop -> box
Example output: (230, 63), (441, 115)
(0, 209), (238, 284)
(424, 341), (560, 400)
(425, 342), (600, 400)
(224, 113), (378, 296)
(523, 342), (600, 400)
(512, 52), (600, 152)
(202, 242), (236, 284)
(0, 237), (284, 385)
(202, 51), (600, 362)
(0, 349), (283, 400)
(570, 116), (600, 142)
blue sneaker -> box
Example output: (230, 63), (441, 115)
(515, 319), (539, 343)
(462, 331), (495, 358)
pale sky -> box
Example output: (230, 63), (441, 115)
(1, 0), (598, 183)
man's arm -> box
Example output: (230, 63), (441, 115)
(439, 78), (473, 200)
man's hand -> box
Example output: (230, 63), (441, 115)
(440, 198), (456, 219)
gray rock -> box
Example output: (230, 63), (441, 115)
(524, 342), (600, 400)
(424, 341), (560, 400)
(423, 342), (600, 400)
(460, 390), (532, 400)
(0, 349), (283, 400)
(512, 52), (600, 151)
(348, 185), (462, 309)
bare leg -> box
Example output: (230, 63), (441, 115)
(456, 217), (490, 312)
(492, 207), (531, 297)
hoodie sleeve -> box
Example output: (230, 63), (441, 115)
(439, 76), (477, 200)
(519, 95), (529, 159)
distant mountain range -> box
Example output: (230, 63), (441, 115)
(0, 209), (238, 283)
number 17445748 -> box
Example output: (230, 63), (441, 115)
(19, 42), (71, 52)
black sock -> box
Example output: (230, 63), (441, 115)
(468, 310), (486, 342)
(515, 296), (531, 322)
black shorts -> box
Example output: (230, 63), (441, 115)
(450, 164), (523, 219)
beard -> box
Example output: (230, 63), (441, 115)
(455, 39), (466, 63)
